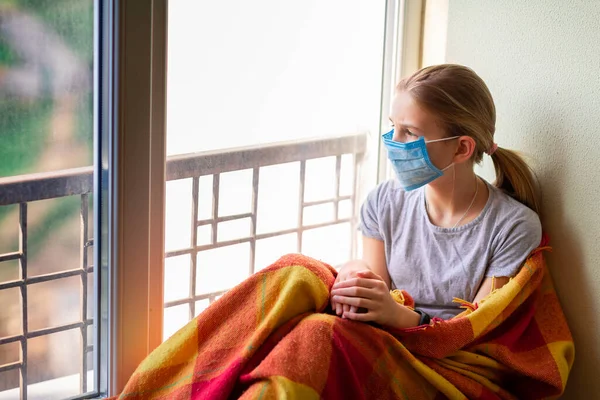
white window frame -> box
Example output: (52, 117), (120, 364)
(104, 0), (167, 395)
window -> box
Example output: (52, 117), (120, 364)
(162, 0), (389, 340)
(0, 1), (102, 399)
(1, 0), (422, 397)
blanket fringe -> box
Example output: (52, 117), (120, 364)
(452, 297), (477, 312)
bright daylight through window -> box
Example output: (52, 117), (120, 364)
(162, 0), (386, 340)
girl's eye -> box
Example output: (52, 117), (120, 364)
(401, 128), (418, 138)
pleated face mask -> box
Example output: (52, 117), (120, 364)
(382, 129), (459, 191)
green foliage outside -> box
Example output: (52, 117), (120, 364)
(0, 0), (94, 258)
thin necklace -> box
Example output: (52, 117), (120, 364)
(426, 177), (479, 229)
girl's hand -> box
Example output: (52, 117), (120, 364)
(330, 270), (420, 329)
(331, 260), (370, 317)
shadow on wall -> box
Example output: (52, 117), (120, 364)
(522, 104), (597, 396)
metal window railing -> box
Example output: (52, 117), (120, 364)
(0, 169), (94, 400)
(0, 132), (366, 399)
(163, 133), (366, 319)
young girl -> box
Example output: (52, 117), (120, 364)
(330, 64), (542, 328)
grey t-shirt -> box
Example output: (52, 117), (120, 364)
(359, 179), (542, 320)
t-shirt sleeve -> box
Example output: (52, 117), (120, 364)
(486, 209), (542, 277)
(359, 184), (385, 241)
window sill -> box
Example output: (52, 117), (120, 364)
(0, 371), (95, 400)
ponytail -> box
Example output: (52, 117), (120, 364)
(490, 147), (541, 214)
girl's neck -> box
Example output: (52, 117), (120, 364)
(424, 166), (488, 228)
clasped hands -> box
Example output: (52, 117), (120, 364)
(330, 260), (420, 329)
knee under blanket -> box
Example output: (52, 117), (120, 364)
(112, 245), (574, 399)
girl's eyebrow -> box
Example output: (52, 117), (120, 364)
(389, 118), (422, 131)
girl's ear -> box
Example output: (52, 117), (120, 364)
(454, 136), (476, 163)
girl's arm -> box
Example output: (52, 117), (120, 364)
(332, 236), (389, 316)
(361, 236), (391, 290)
(473, 276), (510, 304)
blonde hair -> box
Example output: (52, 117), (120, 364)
(396, 64), (540, 214)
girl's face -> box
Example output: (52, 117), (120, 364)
(389, 90), (458, 171)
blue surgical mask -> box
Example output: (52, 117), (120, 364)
(382, 129), (459, 191)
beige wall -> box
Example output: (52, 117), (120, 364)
(443, 0), (600, 397)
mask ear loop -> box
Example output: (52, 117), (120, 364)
(426, 138), (458, 215)
(451, 164), (456, 212)
(448, 137), (462, 212)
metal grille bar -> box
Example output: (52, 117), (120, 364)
(197, 213), (253, 226)
(80, 194), (89, 393)
(351, 153), (363, 259)
(19, 203), (28, 400)
(211, 174), (220, 245)
(297, 161), (306, 253)
(0, 167), (93, 206)
(334, 155), (342, 219)
(249, 168), (259, 276)
(164, 289), (229, 309)
(189, 177), (199, 319)
(166, 133), (365, 181)
(0, 268), (92, 291)
(303, 196), (352, 208)
(0, 252), (21, 263)
(0, 320), (94, 346)
(0, 362), (21, 374)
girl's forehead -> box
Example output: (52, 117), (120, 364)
(390, 92), (438, 131)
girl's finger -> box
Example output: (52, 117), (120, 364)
(332, 277), (379, 290)
(343, 303), (351, 318)
(343, 310), (374, 322)
(333, 295), (375, 310)
(330, 286), (373, 299)
(356, 269), (383, 281)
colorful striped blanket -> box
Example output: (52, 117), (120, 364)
(114, 246), (574, 399)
